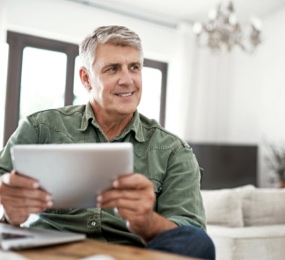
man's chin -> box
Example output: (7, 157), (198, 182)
(118, 110), (136, 117)
(117, 103), (138, 114)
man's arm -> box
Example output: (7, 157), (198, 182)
(0, 115), (54, 225)
(97, 142), (206, 241)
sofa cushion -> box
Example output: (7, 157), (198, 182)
(243, 188), (285, 226)
(201, 185), (255, 228)
(201, 189), (244, 227)
(207, 225), (285, 260)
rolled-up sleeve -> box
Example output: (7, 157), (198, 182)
(157, 145), (206, 230)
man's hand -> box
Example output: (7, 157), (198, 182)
(0, 170), (53, 225)
(97, 174), (177, 242)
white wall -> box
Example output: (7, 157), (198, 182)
(184, 46), (235, 143)
(234, 8), (285, 187)
(257, 8), (285, 144)
(2, 0), (285, 187)
(6, 0), (177, 60)
(174, 8), (285, 187)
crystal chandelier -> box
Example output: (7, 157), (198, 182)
(193, 1), (262, 53)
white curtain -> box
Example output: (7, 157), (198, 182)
(179, 24), (235, 143)
(165, 22), (235, 143)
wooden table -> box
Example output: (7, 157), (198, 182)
(15, 239), (201, 260)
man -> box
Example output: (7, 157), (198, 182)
(0, 25), (215, 259)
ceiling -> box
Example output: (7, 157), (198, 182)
(69, 0), (285, 28)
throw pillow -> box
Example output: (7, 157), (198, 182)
(201, 188), (244, 227)
(243, 188), (285, 226)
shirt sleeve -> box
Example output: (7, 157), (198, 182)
(156, 144), (206, 231)
(0, 117), (38, 175)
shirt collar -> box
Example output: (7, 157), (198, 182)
(79, 102), (96, 131)
(79, 102), (145, 143)
(120, 110), (145, 142)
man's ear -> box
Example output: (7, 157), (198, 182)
(79, 67), (91, 91)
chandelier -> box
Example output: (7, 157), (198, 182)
(193, 1), (262, 53)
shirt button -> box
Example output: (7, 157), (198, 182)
(91, 221), (96, 227)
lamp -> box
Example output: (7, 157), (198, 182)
(193, 1), (262, 53)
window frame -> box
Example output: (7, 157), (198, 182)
(4, 31), (78, 144)
(143, 59), (168, 127)
(3, 31), (167, 145)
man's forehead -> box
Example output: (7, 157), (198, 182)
(95, 44), (142, 64)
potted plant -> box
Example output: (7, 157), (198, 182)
(266, 144), (285, 188)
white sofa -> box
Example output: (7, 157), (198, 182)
(201, 185), (285, 260)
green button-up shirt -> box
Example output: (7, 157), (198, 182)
(0, 103), (206, 246)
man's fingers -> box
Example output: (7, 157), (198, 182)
(98, 195), (137, 210)
(98, 174), (155, 209)
(97, 188), (151, 208)
(0, 171), (51, 202)
(1, 194), (52, 208)
(113, 174), (153, 190)
(0, 171), (52, 225)
(1, 194), (53, 225)
(1, 171), (39, 189)
(0, 184), (51, 202)
(98, 189), (139, 203)
(98, 189), (154, 214)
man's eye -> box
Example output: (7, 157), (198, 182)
(107, 66), (117, 72)
(130, 64), (139, 71)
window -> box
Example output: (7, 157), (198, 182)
(142, 59), (167, 125)
(4, 31), (78, 144)
(3, 32), (167, 145)
(139, 66), (163, 123)
(19, 47), (67, 123)
(73, 56), (89, 105)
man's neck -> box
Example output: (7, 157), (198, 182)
(95, 113), (133, 141)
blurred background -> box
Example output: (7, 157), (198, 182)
(1, 0), (285, 188)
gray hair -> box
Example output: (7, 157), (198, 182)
(79, 25), (143, 69)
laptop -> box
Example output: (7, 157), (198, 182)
(10, 143), (134, 208)
(0, 223), (85, 250)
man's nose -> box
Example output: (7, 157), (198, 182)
(118, 68), (133, 85)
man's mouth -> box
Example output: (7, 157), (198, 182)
(116, 92), (133, 97)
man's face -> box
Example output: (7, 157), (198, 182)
(87, 43), (142, 120)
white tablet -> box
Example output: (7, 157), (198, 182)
(10, 143), (133, 208)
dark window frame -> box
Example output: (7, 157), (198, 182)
(3, 31), (168, 145)
(4, 31), (78, 144)
(143, 59), (168, 127)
